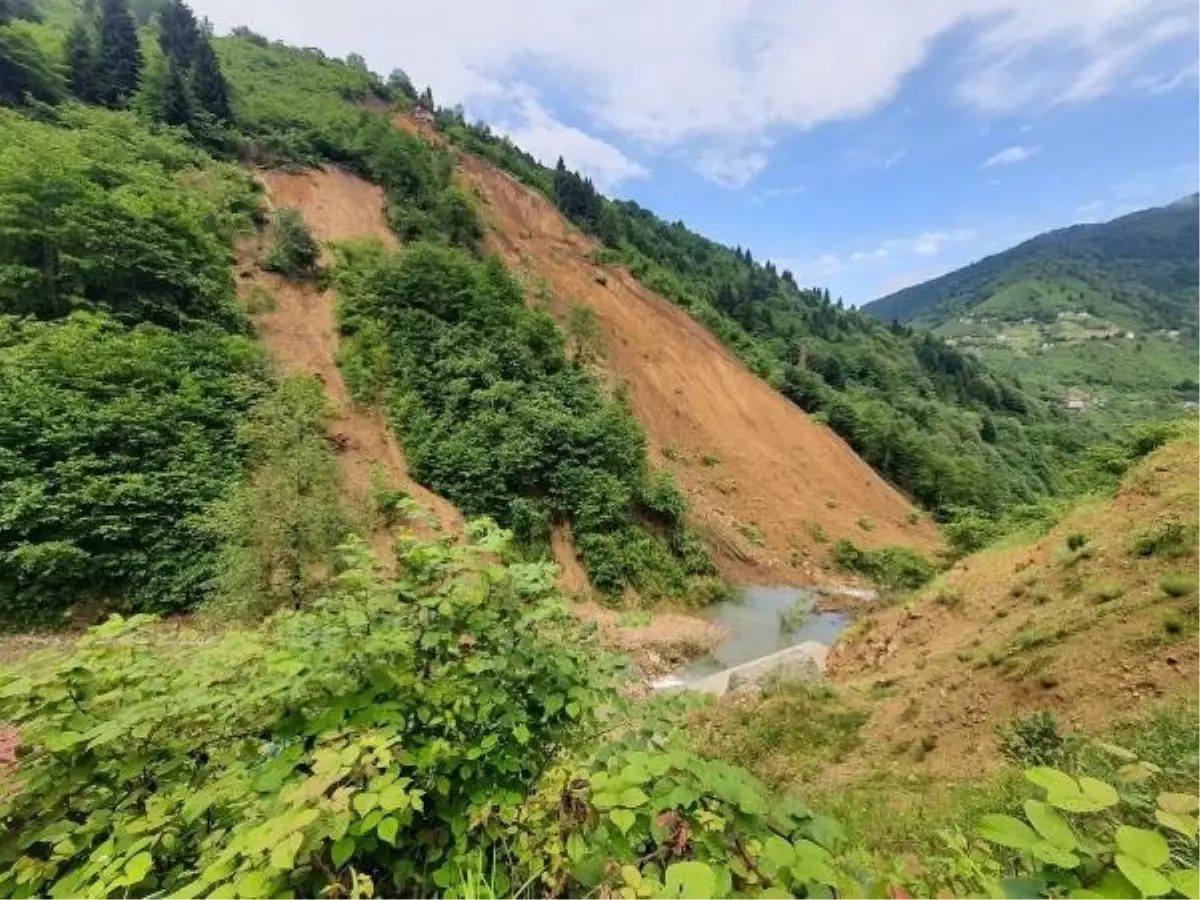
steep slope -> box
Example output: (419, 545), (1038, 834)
(243, 166), (463, 551)
(863, 197), (1199, 421)
(825, 437), (1199, 779)
(437, 137), (939, 582)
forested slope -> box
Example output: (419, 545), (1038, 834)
(862, 196), (1200, 424)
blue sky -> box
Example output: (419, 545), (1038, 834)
(195, 0), (1200, 304)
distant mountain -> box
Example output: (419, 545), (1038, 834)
(863, 196), (1199, 423)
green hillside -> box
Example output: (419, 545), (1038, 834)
(0, 2), (1197, 899)
(863, 198), (1199, 423)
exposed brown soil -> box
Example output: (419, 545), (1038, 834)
(824, 439), (1200, 781)
(397, 116), (938, 586)
(573, 600), (725, 680)
(246, 167), (462, 558)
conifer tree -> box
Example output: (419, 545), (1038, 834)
(157, 0), (199, 66)
(97, 0), (141, 106)
(64, 18), (101, 101)
(160, 56), (191, 125)
(189, 37), (229, 120)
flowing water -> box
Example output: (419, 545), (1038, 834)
(676, 585), (852, 682)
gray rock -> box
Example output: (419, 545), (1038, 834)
(688, 641), (827, 696)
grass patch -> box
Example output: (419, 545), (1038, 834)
(807, 520), (829, 544)
(737, 522), (766, 547)
(242, 283), (275, 313)
(617, 609), (653, 628)
(1089, 578), (1124, 603)
(1160, 572), (1197, 597)
(857, 516), (875, 532)
(690, 682), (868, 784)
(700, 453), (720, 467)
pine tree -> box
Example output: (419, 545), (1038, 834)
(189, 37), (229, 120)
(97, 0), (141, 106)
(160, 56), (191, 125)
(157, 0), (200, 66)
(65, 17), (101, 101)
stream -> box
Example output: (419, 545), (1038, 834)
(666, 586), (854, 686)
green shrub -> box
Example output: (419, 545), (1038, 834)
(332, 241), (717, 599)
(0, 526), (613, 898)
(1089, 579), (1125, 603)
(1132, 520), (1197, 559)
(0, 314), (266, 626)
(1160, 573), (1198, 598)
(807, 520), (830, 543)
(832, 539), (936, 592)
(943, 512), (1002, 557)
(205, 376), (348, 617)
(1066, 532), (1089, 552)
(264, 207), (319, 276)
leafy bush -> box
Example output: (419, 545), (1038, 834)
(263, 207), (319, 276)
(0, 313), (266, 625)
(943, 511), (1002, 558)
(205, 376), (348, 617)
(967, 766), (1199, 900)
(0, 525), (611, 898)
(334, 240), (718, 599)
(831, 538), (936, 592)
(1066, 532), (1089, 552)
(997, 710), (1079, 768)
(0, 105), (254, 328)
(1132, 520), (1197, 559)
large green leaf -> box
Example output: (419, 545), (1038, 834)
(1115, 855), (1172, 898)
(610, 808), (636, 835)
(1030, 840), (1080, 869)
(1159, 793), (1200, 816)
(1025, 800), (1077, 850)
(978, 814), (1038, 850)
(1026, 767), (1078, 795)
(1116, 826), (1170, 869)
(662, 861), (716, 899)
(1169, 868), (1200, 900)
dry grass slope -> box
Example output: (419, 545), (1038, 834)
(826, 437), (1200, 780)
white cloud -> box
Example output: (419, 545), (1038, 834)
(692, 145), (771, 189)
(190, 0), (1198, 177)
(1135, 60), (1200, 93)
(981, 144), (1041, 168)
(759, 184), (809, 200)
(493, 86), (648, 191)
(1076, 199), (1105, 215)
(850, 229), (976, 263)
(782, 253), (845, 283)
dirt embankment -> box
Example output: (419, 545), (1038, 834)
(419, 128), (937, 584)
(244, 167), (463, 559)
(825, 439), (1200, 780)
